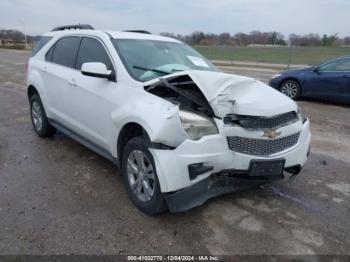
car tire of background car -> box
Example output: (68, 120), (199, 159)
(279, 80), (301, 100)
(30, 94), (57, 137)
(121, 136), (167, 215)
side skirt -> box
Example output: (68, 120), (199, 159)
(48, 119), (119, 167)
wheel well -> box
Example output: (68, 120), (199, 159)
(280, 78), (302, 94)
(27, 85), (39, 100)
(117, 123), (149, 165)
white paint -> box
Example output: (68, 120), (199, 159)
(27, 28), (312, 196)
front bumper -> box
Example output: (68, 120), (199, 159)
(269, 77), (282, 89)
(150, 119), (311, 195)
(164, 172), (283, 212)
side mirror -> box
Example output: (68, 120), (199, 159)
(81, 62), (112, 80)
(313, 66), (320, 72)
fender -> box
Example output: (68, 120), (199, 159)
(109, 96), (187, 157)
(109, 96), (188, 193)
(27, 62), (49, 113)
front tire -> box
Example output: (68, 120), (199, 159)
(30, 94), (56, 137)
(121, 136), (166, 215)
(279, 80), (301, 100)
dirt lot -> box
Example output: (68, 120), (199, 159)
(0, 49), (349, 255)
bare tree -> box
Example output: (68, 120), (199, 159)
(217, 33), (231, 46)
(289, 33), (321, 46)
(344, 36), (350, 45)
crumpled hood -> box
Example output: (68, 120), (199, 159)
(186, 70), (298, 117)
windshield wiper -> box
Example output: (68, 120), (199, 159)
(133, 65), (170, 75)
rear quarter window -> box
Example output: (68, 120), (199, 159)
(31, 36), (52, 57)
(45, 46), (54, 61)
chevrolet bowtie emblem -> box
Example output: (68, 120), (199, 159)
(262, 130), (281, 139)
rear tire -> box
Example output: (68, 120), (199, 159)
(279, 80), (301, 100)
(121, 136), (166, 215)
(30, 94), (56, 137)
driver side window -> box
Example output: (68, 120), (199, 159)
(319, 58), (350, 72)
(75, 37), (113, 71)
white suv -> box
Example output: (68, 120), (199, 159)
(27, 25), (311, 214)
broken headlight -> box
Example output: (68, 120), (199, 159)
(179, 110), (218, 140)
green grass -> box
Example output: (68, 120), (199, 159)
(194, 45), (350, 65)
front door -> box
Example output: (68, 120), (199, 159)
(306, 57), (350, 102)
(65, 37), (117, 150)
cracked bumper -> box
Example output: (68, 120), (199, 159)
(164, 173), (282, 212)
(150, 120), (311, 195)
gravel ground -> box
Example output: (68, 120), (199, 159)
(0, 49), (349, 255)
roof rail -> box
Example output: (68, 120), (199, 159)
(51, 24), (94, 32)
(124, 30), (151, 34)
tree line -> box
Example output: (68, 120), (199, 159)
(160, 31), (350, 47)
(1, 28), (349, 47)
(0, 29), (39, 44)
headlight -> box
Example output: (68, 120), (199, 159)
(272, 73), (282, 79)
(179, 110), (218, 140)
(297, 107), (307, 123)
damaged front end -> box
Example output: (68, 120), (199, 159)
(144, 70), (298, 121)
(144, 70), (310, 212)
(145, 74), (217, 118)
(145, 73), (220, 141)
(165, 172), (283, 212)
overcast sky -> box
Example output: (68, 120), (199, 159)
(0, 0), (349, 37)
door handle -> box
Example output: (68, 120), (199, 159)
(68, 78), (77, 86)
(42, 66), (47, 73)
(343, 75), (350, 78)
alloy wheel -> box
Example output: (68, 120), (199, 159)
(281, 82), (298, 99)
(31, 101), (43, 131)
(126, 150), (155, 202)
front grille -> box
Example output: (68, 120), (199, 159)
(235, 111), (298, 129)
(227, 133), (300, 156)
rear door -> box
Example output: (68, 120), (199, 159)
(43, 36), (81, 126)
(305, 58), (350, 101)
(65, 36), (117, 150)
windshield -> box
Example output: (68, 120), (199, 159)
(112, 39), (218, 82)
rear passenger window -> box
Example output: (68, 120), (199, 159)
(51, 36), (81, 68)
(32, 36), (52, 57)
(76, 37), (112, 71)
